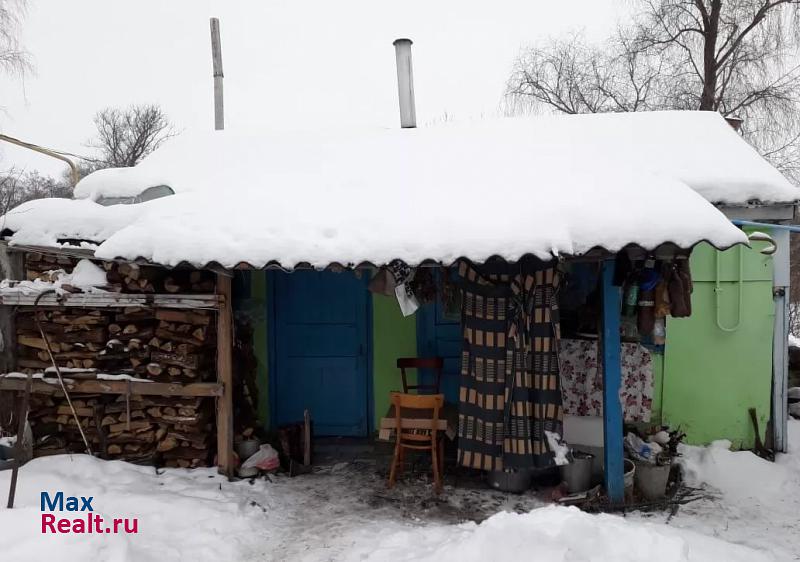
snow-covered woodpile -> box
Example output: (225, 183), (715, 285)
(17, 252), (218, 467)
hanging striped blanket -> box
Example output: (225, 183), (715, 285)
(456, 258), (563, 471)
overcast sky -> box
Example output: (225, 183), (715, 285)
(0, 1), (627, 177)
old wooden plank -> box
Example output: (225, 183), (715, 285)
(0, 376), (223, 397)
(215, 274), (234, 478)
(0, 292), (221, 310)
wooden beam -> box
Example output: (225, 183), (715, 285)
(0, 292), (220, 310)
(215, 274), (234, 478)
(0, 376), (222, 397)
(601, 259), (624, 504)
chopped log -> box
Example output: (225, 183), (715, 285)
(19, 336), (62, 352)
(107, 444), (122, 455)
(155, 328), (204, 346)
(50, 315), (109, 326)
(163, 277), (181, 293)
(157, 436), (178, 452)
(17, 358), (53, 369)
(155, 310), (211, 326)
(109, 324), (122, 335)
(146, 363), (163, 376)
(150, 351), (201, 370)
(109, 420), (151, 433)
(55, 406), (93, 417)
(36, 350), (97, 361)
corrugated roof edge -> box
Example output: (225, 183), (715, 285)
(3, 238), (749, 273)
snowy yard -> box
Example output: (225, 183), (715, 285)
(2, 423), (800, 562)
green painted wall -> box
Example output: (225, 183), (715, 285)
(659, 242), (774, 448)
(371, 295), (418, 428)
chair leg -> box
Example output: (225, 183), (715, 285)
(388, 443), (400, 489)
(398, 446), (405, 478)
(438, 439), (445, 484)
(431, 441), (441, 494)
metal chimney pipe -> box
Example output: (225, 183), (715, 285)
(210, 18), (224, 131)
(393, 38), (416, 128)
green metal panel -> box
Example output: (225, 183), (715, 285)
(661, 243), (774, 449)
(371, 295), (417, 428)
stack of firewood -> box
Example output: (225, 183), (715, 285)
(15, 307), (215, 382)
(28, 393), (213, 467)
(24, 252), (75, 281)
(24, 253), (217, 295)
(17, 251), (219, 467)
(102, 263), (216, 294)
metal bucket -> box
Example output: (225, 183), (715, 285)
(236, 439), (260, 462)
(623, 458), (635, 493)
(634, 461), (671, 500)
(560, 451), (594, 493)
(487, 469), (533, 493)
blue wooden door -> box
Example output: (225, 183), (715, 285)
(271, 270), (370, 436)
(417, 285), (461, 403)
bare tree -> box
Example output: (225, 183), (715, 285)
(506, 0), (800, 177)
(85, 104), (175, 169)
(0, 168), (71, 215)
(0, 0), (30, 79)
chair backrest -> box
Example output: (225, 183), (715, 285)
(396, 357), (444, 394)
(390, 392), (444, 444)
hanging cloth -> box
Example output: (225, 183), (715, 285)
(456, 257), (563, 471)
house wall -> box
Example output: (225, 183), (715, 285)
(250, 240), (775, 448)
(658, 241), (774, 448)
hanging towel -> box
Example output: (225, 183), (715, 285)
(456, 258), (563, 471)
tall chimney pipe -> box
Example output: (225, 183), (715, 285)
(393, 38), (416, 128)
(210, 18), (224, 131)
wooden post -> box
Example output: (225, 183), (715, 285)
(0, 247), (23, 373)
(601, 259), (624, 504)
(210, 18), (224, 131)
(216, 273), (234, 477)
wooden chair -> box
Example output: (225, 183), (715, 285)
(387, 392), (445, 494)
(396, 357), (444, 394)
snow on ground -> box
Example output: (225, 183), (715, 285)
(628, 420), (800, 560)
(3, 424), (800, 561)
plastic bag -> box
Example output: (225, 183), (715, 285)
(624, 432), (662, 463)
(241, 444), (280, 471)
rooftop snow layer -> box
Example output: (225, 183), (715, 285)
(75, 111), (799, 205)
(1, 111), (764, 269)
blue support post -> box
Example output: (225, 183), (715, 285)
(601, 259), (624, 504)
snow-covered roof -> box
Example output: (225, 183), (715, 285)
(1, 111), (773, 270)
(75, 110), (799, 206)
